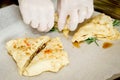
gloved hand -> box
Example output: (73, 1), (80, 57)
(57, 0), (94, 31)
(19, 0), (55, 32)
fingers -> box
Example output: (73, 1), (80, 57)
(46, 9), (54, 32)
(82, 0), (94, 19)
(78, 7), (87, 23)
(20, 0), (55, 32)
(58, 11), (67, 31)
(37, 10), (54, 32)
(20, 8), (31, 25)
(29, 7), (54, 32)
(37, 16), (48, 32)
(30, 8), (39, 28)
(86, 4), (94, 19)
(46, 19), (54, 32)
(19, 2), (32, 25)
(31, 20), (39, 28)
(69, 10), (79, 31)
(23, 15), (31, 25)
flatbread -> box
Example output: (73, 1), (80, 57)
(54, 13), (70, 38)
(6, 36), (69, 76)
(6, 36), (50, 75)
(23, 37), (69, 76)
(72, 14), (120, 43)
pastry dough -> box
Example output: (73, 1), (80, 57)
(72, 14), (120, 43)
(6, 36), (69, 76)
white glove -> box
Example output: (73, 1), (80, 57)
(19, 0), (55, 32)
(57, 0), (94, 31)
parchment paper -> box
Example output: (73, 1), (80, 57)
(0, 5), (120, 80)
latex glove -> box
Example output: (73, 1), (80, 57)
(19, 0), (54, 32)
(57, 0), (94, 31)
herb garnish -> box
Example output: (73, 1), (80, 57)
(85, 37), (99, 46)
(50, 27), (58, 32)
(113, 19), (120, 26)
(49, 22), (58, 32)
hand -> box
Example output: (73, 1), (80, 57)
(19, 0), (55, 32)
(57, 0), (94, 31)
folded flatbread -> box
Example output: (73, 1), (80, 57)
(55, 13), (70, 37)
(6, 36), (50, 75)
(23, 37), (69, 76)
(72, 14), (120, 43)
(6, 36), (69, 76)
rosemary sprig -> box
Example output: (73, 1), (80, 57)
(85, 37), (99, 46)
(113, 19), (120, 26)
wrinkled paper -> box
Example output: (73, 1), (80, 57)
(0, 5), (120, 80)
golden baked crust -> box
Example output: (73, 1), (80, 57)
(23, 37), (69, 76)
(6, 36), (50, 75)
(72, 14), (120, 43)
(6, 36), (69, 76)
